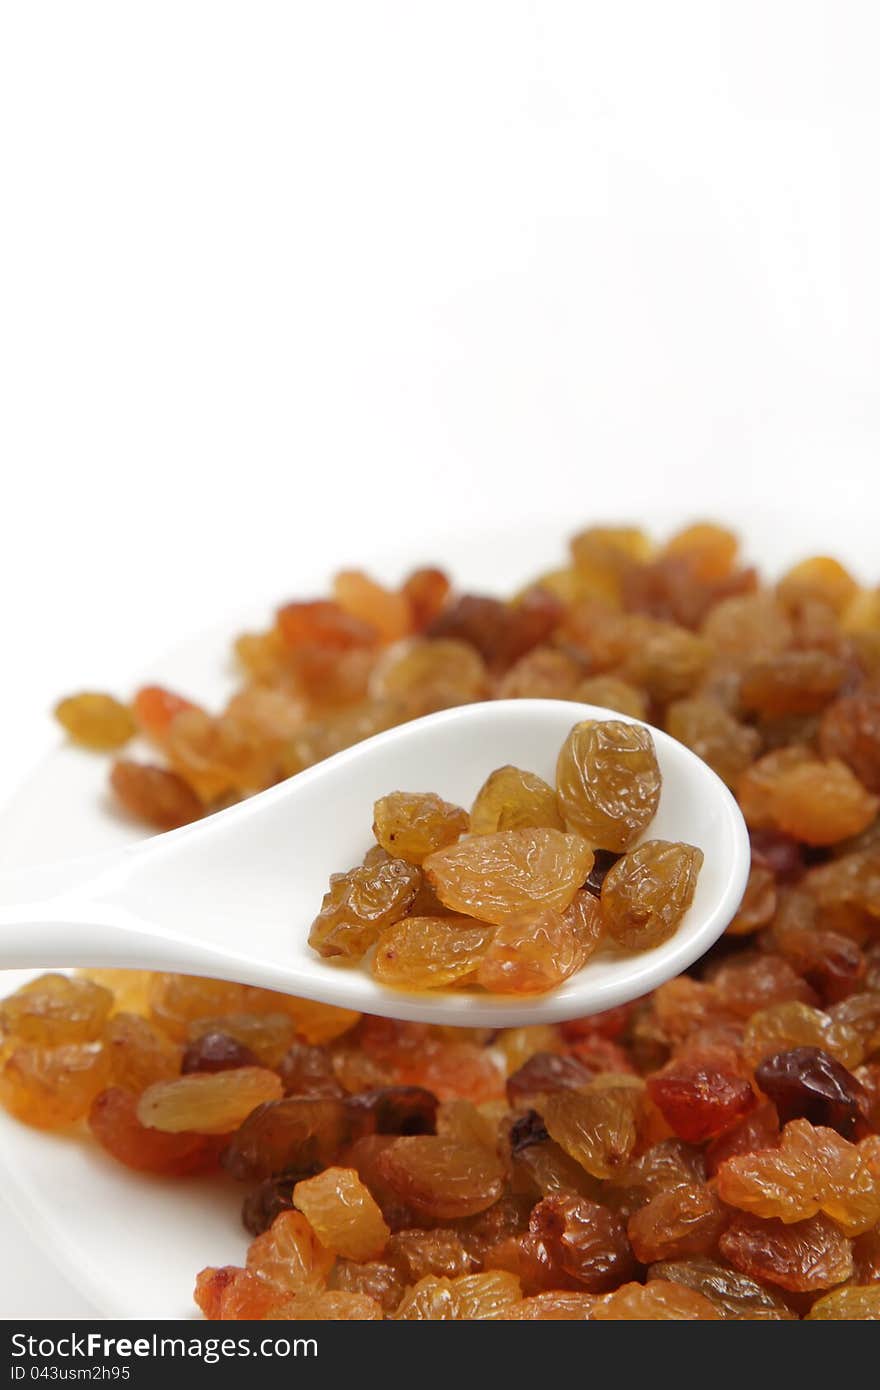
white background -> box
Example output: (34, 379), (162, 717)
(1, 0), (879, 1317)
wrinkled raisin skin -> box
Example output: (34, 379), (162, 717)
(754, 1046), (867, 1138)
(601, 841), (704, 952)
(424, 828), (594, 927)
(719, 1211), (853, 1293)
(556, 720), (662, 853)
(529, 1195), (636, 1293)
(647, 1052), (755, 1143)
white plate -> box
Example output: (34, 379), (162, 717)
(0, 515), (876, 1318)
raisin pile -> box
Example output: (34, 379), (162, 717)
(309, 720), (700, 995)
(3, 520), (875, 1319)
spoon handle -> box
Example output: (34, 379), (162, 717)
(0, 847), (207, 975)
(0, 901), (228, 976)
(0, 847), (134, 912)
(0, 911), (155, 971)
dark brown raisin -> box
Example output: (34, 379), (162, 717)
(221, 1097), (349, 1181)
(754, 1047), (868, 1139)
(584, 848), (622, 897)
(508, 1110), (550, 1155)
(241, 1173), (305, 1235)
(426, 595), (512, 668)
(426, 591), (562, 673)
(345, 1085), (438, 1137)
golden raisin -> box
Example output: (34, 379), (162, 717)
(495, 647), (583, 701)
(76, 968), (154, 1016)
(424, 828), (593, 926)
(54, 692), (135, 750)
(591, 1279), (719, 1320)
(189, 1013), (296, 1070)
(195, 1267), (287, 1320)
(569, 527), (653, 602)
(738, 750), (878, 845)
(556, 720), (661, 852)
(626, 1183), (727, 1263)
(572, 676), (648, 721)
(469, 766), (564, 835)
(0, 1042), (110, 1128)
(664, 523), (739, 582)
(777, 556), (858, 615)
(371, 638), (488, 709)
(541, 1081), (644, 1179)
(665, 697), (760, 789)
(0, 973), (112, 1046)
(739, 650), (847, 719)
(619, 620), (710, 702)
(246, 1210), (334, 1295)
(309, 858), (421, 960)
(475, 905), (598, 996)
(104, 1012), (180, 1092)
(373, 916), (494, 990)
(294, 1167), (390, 1259)
(807, 1285), (880, 1319)
(715, 1119), (880, 1235)
(394, 1270), (522, 1320)
(372, 791), (469, 864)
(137, 1067), (283, 1134)
(600, 841), (703, 951)
(742, 1001), (862, 1070)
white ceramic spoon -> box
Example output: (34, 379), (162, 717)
(0, 700), (750, 1026)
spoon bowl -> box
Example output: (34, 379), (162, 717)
(0, 700), (750, 1026)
